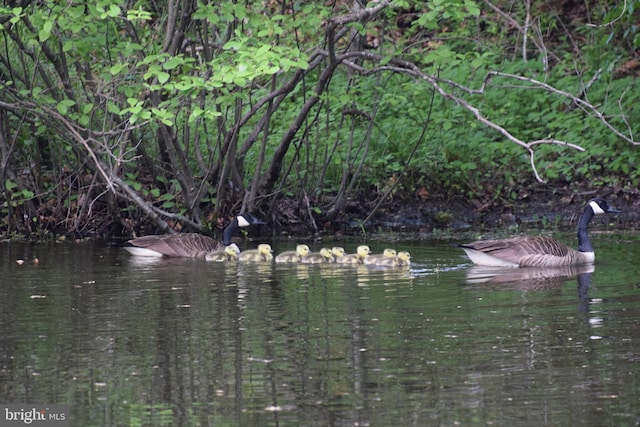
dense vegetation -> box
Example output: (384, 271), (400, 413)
(0, 0), (638, 239)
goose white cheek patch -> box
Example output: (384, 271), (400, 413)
(237, 215), (251, 227)
(589, 201), (605, 215)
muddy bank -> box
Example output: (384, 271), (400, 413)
(270, 191), (640, 240)
(3, 189), (638, 242)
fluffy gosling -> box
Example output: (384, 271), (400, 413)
(238, 244), (273, 262)
(205, 243), (240, 262)
(301, 247), (334, 264)
(336, 245), (370, 264)
(275, 244), (311, 263)
(363, 248), (397, 266)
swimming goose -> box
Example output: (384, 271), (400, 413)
(301, 248), (334, 264)
(275, 244), (311, 263)
(205, 243), (240, 262)
(124, 212), (264, 258)
(460, 198), (620, 267)
(238, 244), (273, 262)
(363, 248), (397, 265)
(335, 245), (370, 264)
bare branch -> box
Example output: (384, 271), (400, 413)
(481, 71), (639, 145)
(339, 52), (600, 182)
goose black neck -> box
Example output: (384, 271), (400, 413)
(222, 218), (239, 246)
(577, 204), (595, 252)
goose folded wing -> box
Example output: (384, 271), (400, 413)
(462, 236), (570, 264)
(130, 233), (221, 258)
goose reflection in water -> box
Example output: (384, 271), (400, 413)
(576, 270), (593, 314)
(465, 263), (595, 290)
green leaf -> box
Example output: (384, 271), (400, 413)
(107, 4), (121, 17)
(163, 56), (183, 70)
(127, 7), (152, 21)
(465, 0), (481, 17)
(5, 179), (18, 191)
(107, 101), (120, 115)
(110, 64), (126, 75)
(9, 7), (23, 24)
(39, 20), (53, 42)
(56, 99), (76, 115)
(157, 71), (170, 84)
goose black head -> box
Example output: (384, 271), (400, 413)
(588, 198), (621, 215)
(222, 212), (265, 246)
(236, 212), (265, 227)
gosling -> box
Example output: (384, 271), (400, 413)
(301, 247), (334, 264)
(375, 250), (411, 267)
(363, 248), (397, 266)
(396, 251), (411, 266)
(331, 247), (345, 258)
(238, 244), (273, 262)
(335, 245), (370, 264)
(205, 243), (240, 262)
(275, 244), (311, 263)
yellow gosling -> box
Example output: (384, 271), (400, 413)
(205, 243), (240, 262)
(331, 247), (345, 257)
(363, 248), (397, 266)
(375, 250), (411, 267)
(397, 251), (411, 266)
(301, 247), (334, 264)
(238, 244), (273, 262)
(336, 245), (370, 264)
(275, 244), (311, 263)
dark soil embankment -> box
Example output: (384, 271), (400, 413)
(270, 190), (640, 240)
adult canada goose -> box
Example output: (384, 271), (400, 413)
(335, 245), (371, 264)
(275, 244), (311, 263)
(238, 244), (273, 262)
(460, 198), (620, 267)
(205, 243), (240, 262)
(301, 247), (334, 264)
(363, 248), (397, 266)
(124, 212), (264, 258)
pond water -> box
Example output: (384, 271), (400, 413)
(1, 233), (639, 426)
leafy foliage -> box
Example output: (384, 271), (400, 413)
(0, 0), (638, 238)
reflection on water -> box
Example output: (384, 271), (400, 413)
(464, 263), (595, 288)
(0, 238), (639, 426)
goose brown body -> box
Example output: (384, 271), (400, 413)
(460, 198), (620, 267)
(126, 233), (221, 259)
(124, 213), (263, 258)
(461, 236), (590, 267)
